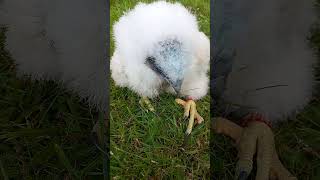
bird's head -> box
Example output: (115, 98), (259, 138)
(145, 38), (188, 97)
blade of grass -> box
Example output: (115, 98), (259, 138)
(0, 159), (8, 180)
(54, 144), (80, 179)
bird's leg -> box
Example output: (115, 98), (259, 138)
(213, 117), (297, 180)
(139, 96), (155, 112)
(175, 98), (204, 136)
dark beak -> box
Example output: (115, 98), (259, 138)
(172, 79), (183, 96)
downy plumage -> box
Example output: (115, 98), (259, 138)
(0, 0), (108, 110)
(213, 0), (317, 123)
(111, 1), (210, 100)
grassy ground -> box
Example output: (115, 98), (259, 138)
(110, 0), (210, 179)
(0, 0), (319, 179)
(0, 29), (106, 179)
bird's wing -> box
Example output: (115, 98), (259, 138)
(193, 31), (210, 73)
(179, 32), (210, 100)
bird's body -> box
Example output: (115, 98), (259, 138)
(0, 0), (108, 110)
(212, 1), (317, 178)
(111, 1), (210, 100)
(214, 0), (316, 123)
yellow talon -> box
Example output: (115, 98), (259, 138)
(186, 101), (196, 135)
(184, 101), (192, 118)
(213, 117), (297, 180)
(139, 96), (155, 112)
(175, 98), (204, 135)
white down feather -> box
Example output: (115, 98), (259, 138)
(111, 1), (210, 100)
(0, 0), (108, 110)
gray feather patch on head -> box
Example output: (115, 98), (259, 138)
(146, 38), (187, 92)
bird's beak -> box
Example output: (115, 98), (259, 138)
(172, 79), (183, 96)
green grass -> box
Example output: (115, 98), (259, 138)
(0, 29), (106, 179)
(110, 0), (210, 179)
(0, 0), (319, 179)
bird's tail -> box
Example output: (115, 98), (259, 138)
(216, 0), (317, 122)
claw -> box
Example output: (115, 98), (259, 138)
(195, 113), (204, 124)
(183, 116), (189, 122)
(237, 171), (249, 180)
(213, 117), (297, 180)
(175, 98), (204, 136)
(139, 96), (155, 112)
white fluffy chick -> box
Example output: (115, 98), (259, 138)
(0, 0), (108, 110)
(221, 0), (316, 123)
(111, 1), (210, 135)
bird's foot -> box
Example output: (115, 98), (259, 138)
(213, 116), (297, 180)
(139, 96), (155, 112)
(175, 98), (204, 136)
